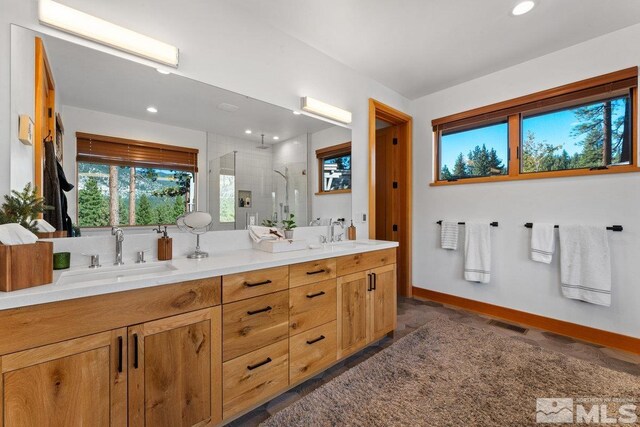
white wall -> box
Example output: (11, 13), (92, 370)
(0, 0), (411, 237)
(410, 23), (640, 338)
(309, 126), (353, 222)
(60, 105), (208, 221)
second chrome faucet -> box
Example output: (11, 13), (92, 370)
(111, 226), (125, 266)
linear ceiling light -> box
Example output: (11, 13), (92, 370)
(39, 0), (179, 67)
(301, 97), (352, 124)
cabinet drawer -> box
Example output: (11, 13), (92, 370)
(289, 258), (336, 288)
(290, 321), (337, 384)
(223, 290), (289, 361)
(223, 266), (289, 303)
(223, 339), (289, 419)
(336, 248), (396, 276)
(289, 279), (336, 335)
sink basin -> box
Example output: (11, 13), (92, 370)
(325, 240), (387, 250)
(57, 262), (178, 286)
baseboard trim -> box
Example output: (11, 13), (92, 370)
(412, 287), (640, 355)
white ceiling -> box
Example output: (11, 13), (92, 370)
(230, 0), (640, 99)
(42, 34), (332, 143)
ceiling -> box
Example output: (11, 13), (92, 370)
(42, 34), (332, 143)
(230, 0), (640, 99)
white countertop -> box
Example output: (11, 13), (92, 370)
(0, 240), (398, 311)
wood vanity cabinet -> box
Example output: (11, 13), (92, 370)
(336, 250), (397, 358)
(128, 307), (222, 427)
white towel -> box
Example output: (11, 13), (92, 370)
(35, 218), (56, 233)
(440, 221), (459, 250)
(559, 225), (611, 307)
(531, 223), (555, 264)
(464, 223), (491, 283)
(248, 225), (282, 243)
(0, 223), (38, 245)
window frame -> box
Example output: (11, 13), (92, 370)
(431, 67), (639, 186)
(316, 141), (352, 195)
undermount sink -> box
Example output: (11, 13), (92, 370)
(326, 240), (386, 250)
(56, 262), (178, 286)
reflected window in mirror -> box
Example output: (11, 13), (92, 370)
(316, 142), (352, 194)
(76, 132), (197, 227)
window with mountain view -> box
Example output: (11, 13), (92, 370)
(439, 121), (508, 180)
(76, 133), (197, 227)
(521, 96), (631, 173)
(432, 68), (637, 184)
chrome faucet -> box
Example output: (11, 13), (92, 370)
(111, 226), (125, 266)
(330, 219), (345, 243)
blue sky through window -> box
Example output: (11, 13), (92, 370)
(440, 122), (508, 173)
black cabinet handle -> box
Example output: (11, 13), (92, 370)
(306, 291), (326, 299)
(372, 272), (377, 290)
(367, 273), (372, 292)
(306, 269), (326, 275)
(117, 336), (123, 373)
(306, 335), (326, 345)
(247, 357), (272, 370)
(133, 334), (139, 369)
(247, 306), (272, 315)
(245, 279), (272, 288)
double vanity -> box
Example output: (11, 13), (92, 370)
(0, 241), (398, 426)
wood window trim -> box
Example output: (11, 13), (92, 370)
(316, 141), (352, 195)
(431, 67), (639, 186)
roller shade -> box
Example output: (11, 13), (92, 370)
(76, 132), (198, 172)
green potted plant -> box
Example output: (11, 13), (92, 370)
(281, 214), (297, 239)
(0, 183), (49, 233)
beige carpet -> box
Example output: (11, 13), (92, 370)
(261, 317), (640, 426)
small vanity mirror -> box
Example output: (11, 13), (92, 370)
(10, 25), (352, 236)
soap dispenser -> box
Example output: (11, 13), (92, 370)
(154, 225), (173, 261)
(347, 220), (357, 240)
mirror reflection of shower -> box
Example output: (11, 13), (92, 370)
(273, 167), (289, 221)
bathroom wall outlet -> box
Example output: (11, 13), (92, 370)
(359, 213), (367, 223)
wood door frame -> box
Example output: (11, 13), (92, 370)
(34, 37), (56, 200)
(368, 98), (412, 297)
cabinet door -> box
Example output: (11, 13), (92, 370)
(370, 264), (397, 340)
(1, 328), (127, 427)
(128, 307), (222, 427)
(336, 271), (370, 358)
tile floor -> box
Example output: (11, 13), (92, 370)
(228, 297), (640, 426)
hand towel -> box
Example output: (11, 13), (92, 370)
(559, 225), (611, 307)
(248, 225), (282, 243)
(440, 221), (459, 250)
(531, 223), (555, 263)
(0, 223), (39, 245)
(464, 223), (491, 283)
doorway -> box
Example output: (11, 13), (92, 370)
(368, 99), (412, 297)
(34, 37), (56, 200)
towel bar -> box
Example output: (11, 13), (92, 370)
(437, 221), (499, 227)
(523, 223), (623, 232)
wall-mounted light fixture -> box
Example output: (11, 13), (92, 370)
(38, 0), (179, 67)
(301, 97), (352, 124)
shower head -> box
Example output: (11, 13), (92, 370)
(257, 134), (270, 150)
(274, 170), (287, 180)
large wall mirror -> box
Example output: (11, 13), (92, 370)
(9, 25), (352, 235)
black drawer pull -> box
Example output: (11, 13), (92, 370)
(372, 272), (377, 290)
(306, 335), (326, 345)
(117, 336), (123, 373)
(306, 269), (326, 275)
(133, 333), (139, 369)
(247, 357), (272, 370)
(367, 273), (373, 292)
(306, 291), (326, 299)
(247, 306), (272, 315)
(245, 279), (272, 288)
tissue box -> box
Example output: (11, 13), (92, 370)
(0, 241), (53, 292)
(253, 239), (307, 253)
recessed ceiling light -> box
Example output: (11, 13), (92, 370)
(273, 136), (280, 140)
(156, 68), (171, 75)
(146, 106), (158, 113)
(245, 129), (252, 134)
(293, 111), (302, 115)
(512, 1), (535, 16)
